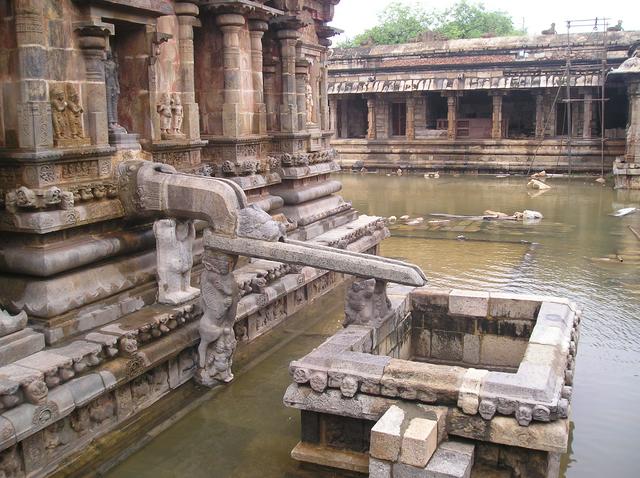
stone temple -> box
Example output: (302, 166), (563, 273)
(0, 0), (604, 477)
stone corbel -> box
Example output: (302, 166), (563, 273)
(149, 31), (173, 65)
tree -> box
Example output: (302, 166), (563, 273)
(336, 1), (524, 48)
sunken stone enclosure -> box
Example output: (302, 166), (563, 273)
(285, 286), (580, 477)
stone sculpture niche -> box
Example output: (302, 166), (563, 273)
(156, 92), (185, 140)
(153, 218), (200, 305)
(49, 84), (90, 148)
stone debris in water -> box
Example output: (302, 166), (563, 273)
(611, 207), (637, 217)
(527, 178), (551, 190)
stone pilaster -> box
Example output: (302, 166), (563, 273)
(176, 2), (201, 141)
(406, 96), (415, 140)
(277, 29), (299, 133)
(75, 22), (113, 147)
(582, 90), (593, 139)
(264, 63), (277, 132)
(535, 93), (545, 139)
(216, 13), (245, 138)
(367, 98), (377, 140)
(295, 59), (309, 131)
(15, 0), (52, 150)
(249, 20), (268, 135)
(626, 81), (640, 163)
(490, 91), (505, 140)
(340, 99), (348, 139)
(319, 52), (330, 131)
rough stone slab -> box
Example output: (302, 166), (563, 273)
(424, 441), (475, 478)
(481, 364), (556, 403)
(381, 359), (465, 404)
(52, 340), (102, 361)
(462, 334), (480, 364)
(67, 374), (105, 406)
(0, 329), (45, 367)
(283, 383), (396, 421)
(479, 335), (526, 368)
(393, 462), (429, 478)
(488, 292), (541, 320)
(15, 350), (73, 374)
(457, 368), (488, 415)
(536, 303), (573, 333)
(370, 457), (393, 478)
(400, 417), (438, 467)
(447, 408), (569, 453)
(410, 288), (451, 308)
(290, 441), (369, 474)
(449, 290), (489, 317)
(327, 351), (390, 394)
(0, 364), (43, 385)
(84, 332), (119, 347)
(370, 404), (405, 461)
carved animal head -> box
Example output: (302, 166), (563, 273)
(237, 205), (286, 242)
(15, 187), (36, 207)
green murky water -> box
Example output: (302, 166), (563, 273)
(108, 174), (640, 478)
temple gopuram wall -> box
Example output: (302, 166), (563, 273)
(0, 1), (410, 475)
(327, 32), (640, 174)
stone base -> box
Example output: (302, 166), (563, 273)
(158, 287), (200, 306)
(0, 328), (45, 366)
(291, 441), (370, 474)
(53, 137), (91, 148)
(109, 131), (141, 150)
(613, 161), (640, 189)
(161, 132), (186, 141)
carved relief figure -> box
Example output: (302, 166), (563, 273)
(344, 278), (391, 327)
(153, 219), (200, 305)
(50, 86), (69, 141)
(65, 84), (85, 139)
(196, 249), (239, 386)
(170, 93), (184, 134)
(104, 51), (126, 133)
(305, 80), (314, 124)
(157, 93), (173, 137)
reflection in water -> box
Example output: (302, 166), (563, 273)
(108, 174), (640, 478)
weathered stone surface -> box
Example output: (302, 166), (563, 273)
(457, 368), (488, 415)
(424, 441), (475, 478)
(0, 329), (45, 367)
(488, 293), (541, 320)
(370, 405), (405, 461)
(399, 417), (438, 467)
(448, 290), (489, 318)
(370, 457), (393, 478)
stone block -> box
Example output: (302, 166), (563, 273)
(431, 331), (463, 362)
(424, 441), (475, 478)
(462, 334), (479, 364)
(370, 457), (393, 478)
(0, 329), (45, 367)
(479, 335), (527, 368)
(449, 290), (489, 318)
(488, 292), (541, 320)
(67, 373), (105, 406)
(370, 405), (405, 461)
(457, 368), (488, 415)
(399, 417), (438, 467)
(393, 462), (429, 478)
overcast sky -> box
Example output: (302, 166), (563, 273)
(330, 0), (640, 43)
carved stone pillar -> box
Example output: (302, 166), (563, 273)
(75, 22), (113, 146)
(340, 99), (348, 139)
(535, 93), (545, 139)
(329, 97), (338, 134)
(406, 96), (416, 140)
(491, 92), (504, 140)
(626, 81), (640, 163)
(583, 90), (593, 139)
(15, 0), (52, 150)
(249, 20), (268, 135)
(176, 2), (201, 140)
(216, 13), (245, 138)
(264, 63), (277, 132)
(295, 59), (309, 131)
(277, 29), (299, 133)
(445, 93), (457, 140)
(367, 98), (377, 140)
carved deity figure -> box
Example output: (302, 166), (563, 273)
(65, 84), (85, 138)
(344, 278), (391, 327)
(196, 249), (239, 386)
(50, 86), (69, 140)
(170, 93), (184, 134)
(157, 93), (173, 136)
(153, 219), (200, 305)
(305, 81), (314, 124)
(104, 51), (126, 133)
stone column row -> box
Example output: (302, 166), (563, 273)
(277, 29), (299, 133)
(217, 13), (244, 138)
(249, 20), (268, 135)
(176, 2), (200, 140)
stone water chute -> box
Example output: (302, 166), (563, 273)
(117, 160), (427, 386)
